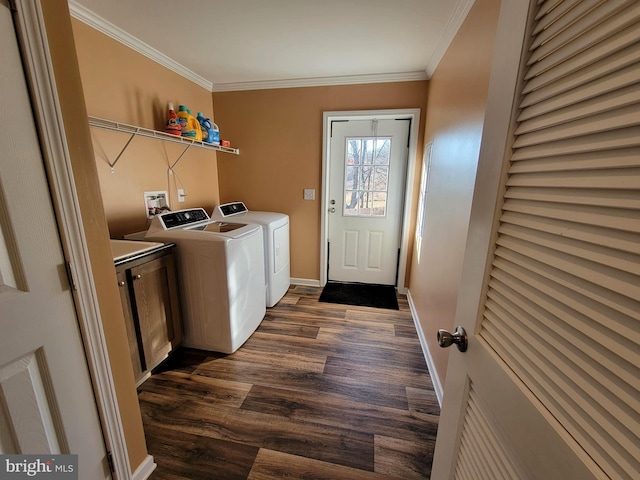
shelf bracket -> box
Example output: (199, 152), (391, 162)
(109, 129), (139, 173)
(169, 144), (193, 171)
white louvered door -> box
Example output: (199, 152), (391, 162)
(432, 0), (640, 479)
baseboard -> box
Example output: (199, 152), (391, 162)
(290, 278), (321, 287)
(131, 455), (156, 480)
(406, 289), (444, 407)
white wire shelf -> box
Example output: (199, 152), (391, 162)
(88, 116), (239, 171)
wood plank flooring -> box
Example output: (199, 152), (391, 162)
(139, 285), (440, 479)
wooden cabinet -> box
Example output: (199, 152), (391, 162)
(116, 247), (182, 385)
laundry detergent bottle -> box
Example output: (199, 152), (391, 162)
(210, 122), (220, 146)
(197, 112), (214, 144)
(187, 109), (203, 142)
(177, 105), (202, 141)
(164, 102), (182, 136)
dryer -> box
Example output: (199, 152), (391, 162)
(146, 208), (265, 353)
(212, 202), (290, 307)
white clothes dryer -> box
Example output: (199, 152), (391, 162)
(212, 202), (290, 307)
(146, 208), (265, 353)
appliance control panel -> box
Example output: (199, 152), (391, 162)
(216, 202), (248, 218)
(159, 208), (209, 229)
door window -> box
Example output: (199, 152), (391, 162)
(344, 137), (391, 217)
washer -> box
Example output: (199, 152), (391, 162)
(212, 202), (290, 307)
(145, 208), (265, 353)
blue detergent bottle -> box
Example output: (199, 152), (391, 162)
(210, 122), (220, 146)
(197, 112), (214, 144)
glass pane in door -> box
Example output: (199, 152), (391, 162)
(344, 137), (391, 217)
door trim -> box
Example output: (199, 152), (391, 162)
(13, 1), (134, 478)
(321, 109), (421, 292)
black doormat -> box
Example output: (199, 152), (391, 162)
(319, 281), (399, 310)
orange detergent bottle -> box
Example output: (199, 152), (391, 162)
(164, 102), (182, 136)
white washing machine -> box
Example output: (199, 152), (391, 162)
(145, 208), (266, 353)
(212, 202), (290, 307)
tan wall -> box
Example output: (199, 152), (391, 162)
(408, 0), (501, 384)
(213, 82), (428, 281)
(71, 20), (221, 239)
(41, 0), (148, 471)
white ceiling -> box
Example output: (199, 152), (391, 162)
(69, 0), (474, 92)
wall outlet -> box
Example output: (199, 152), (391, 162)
(177, 188), (186, 203)
(303, 188), (315, 200)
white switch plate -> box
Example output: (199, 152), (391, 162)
(177, 188), (186, 203)
(303, 188), (315, 200)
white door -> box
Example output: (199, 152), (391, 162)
(0, 2), (109, 477)
(328, 118), (409, 285)
(432, 1), (640, 479)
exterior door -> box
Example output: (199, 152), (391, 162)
(328, 118), (409, 285)
(0, 2), (108, 477)
(432, 0), (640, 479)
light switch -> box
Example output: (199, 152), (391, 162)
(177, 188), (186, 203)
(303, 188), (315, 200)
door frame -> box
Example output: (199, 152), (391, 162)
(321, 109), (421, 292)
(13, 1), (136, 479)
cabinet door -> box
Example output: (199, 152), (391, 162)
(130, 254), (182, 371)
(116, 269), (145, 381)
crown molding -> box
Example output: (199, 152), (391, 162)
(425, 0), (476, 76)
(212, 71), (429, 93)
(68, 0), (213, 92)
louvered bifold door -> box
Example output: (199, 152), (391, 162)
(479, 1), (640, 479)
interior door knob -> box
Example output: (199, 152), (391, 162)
(329, 207), (336, 213)
(437, 326), (468, 352)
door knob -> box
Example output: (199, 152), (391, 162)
(329, 207), (336, 213)
(437, 326), (468, 352)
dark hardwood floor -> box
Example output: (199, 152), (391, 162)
(139, 285), (440, 479)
